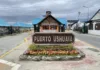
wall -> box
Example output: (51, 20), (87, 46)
(41, 17), (58, 25)
(88, 21), (100, 35)
(71, 24), (76, 30)
(88, 30), (100, 35)
(40, 17), (59, 32)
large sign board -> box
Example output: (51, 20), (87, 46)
(32, 33), (75, 44)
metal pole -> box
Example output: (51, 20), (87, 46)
(88, 8), (89, 20)
(83, 6), (89, 21)
(78, 12), (81, 20)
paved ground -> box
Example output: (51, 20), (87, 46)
(0, 59), (21, 70)
(0, 63), (12, 70)
(0, 33), (29, 56)
(1, 32), (100, 70)
(72, 31), (100, 48)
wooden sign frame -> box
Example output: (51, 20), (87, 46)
(32, 32), (75, 45)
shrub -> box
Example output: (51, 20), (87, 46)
(67, 44), (74, 50)
(29, 44), (37, 50)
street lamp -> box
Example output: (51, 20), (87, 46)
(83, 6), (90, 21)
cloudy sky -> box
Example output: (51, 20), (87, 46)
(0, 0), (100, 23)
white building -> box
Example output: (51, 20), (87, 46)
(67, 20), (78, 30)
(88, 9), (100, 35)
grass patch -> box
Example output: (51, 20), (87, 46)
(28, 44), (75, 51)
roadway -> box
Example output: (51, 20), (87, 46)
(0, 33), (29, 55)
(72, 31), (100, 48)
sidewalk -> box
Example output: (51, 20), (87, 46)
(0, 62), (11, 70)
(1, 34), (100, 70)
(0, 59), (20, 70)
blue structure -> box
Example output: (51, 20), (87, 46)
(0, 19), (11, 35)
(13, 22), (26, 27)
(0, 19), (33, 35)
(13, 22), (33, 28)
(0, 19), (10, 26)
(12, 22), (33, 33)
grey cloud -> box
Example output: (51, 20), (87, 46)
(0, 0), (45, 6)
(0, 0), (100, 22)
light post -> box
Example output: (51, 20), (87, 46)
(83, 6), (90, 33)
(83, 6), (90, 21)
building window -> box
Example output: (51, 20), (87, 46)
(95, 23), (100, 30)
(42, 25), (49, 30)
(50, 25), (57, 30)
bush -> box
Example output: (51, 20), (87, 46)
(29, 44), (37, 50)
(67, 44), (74, 50)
